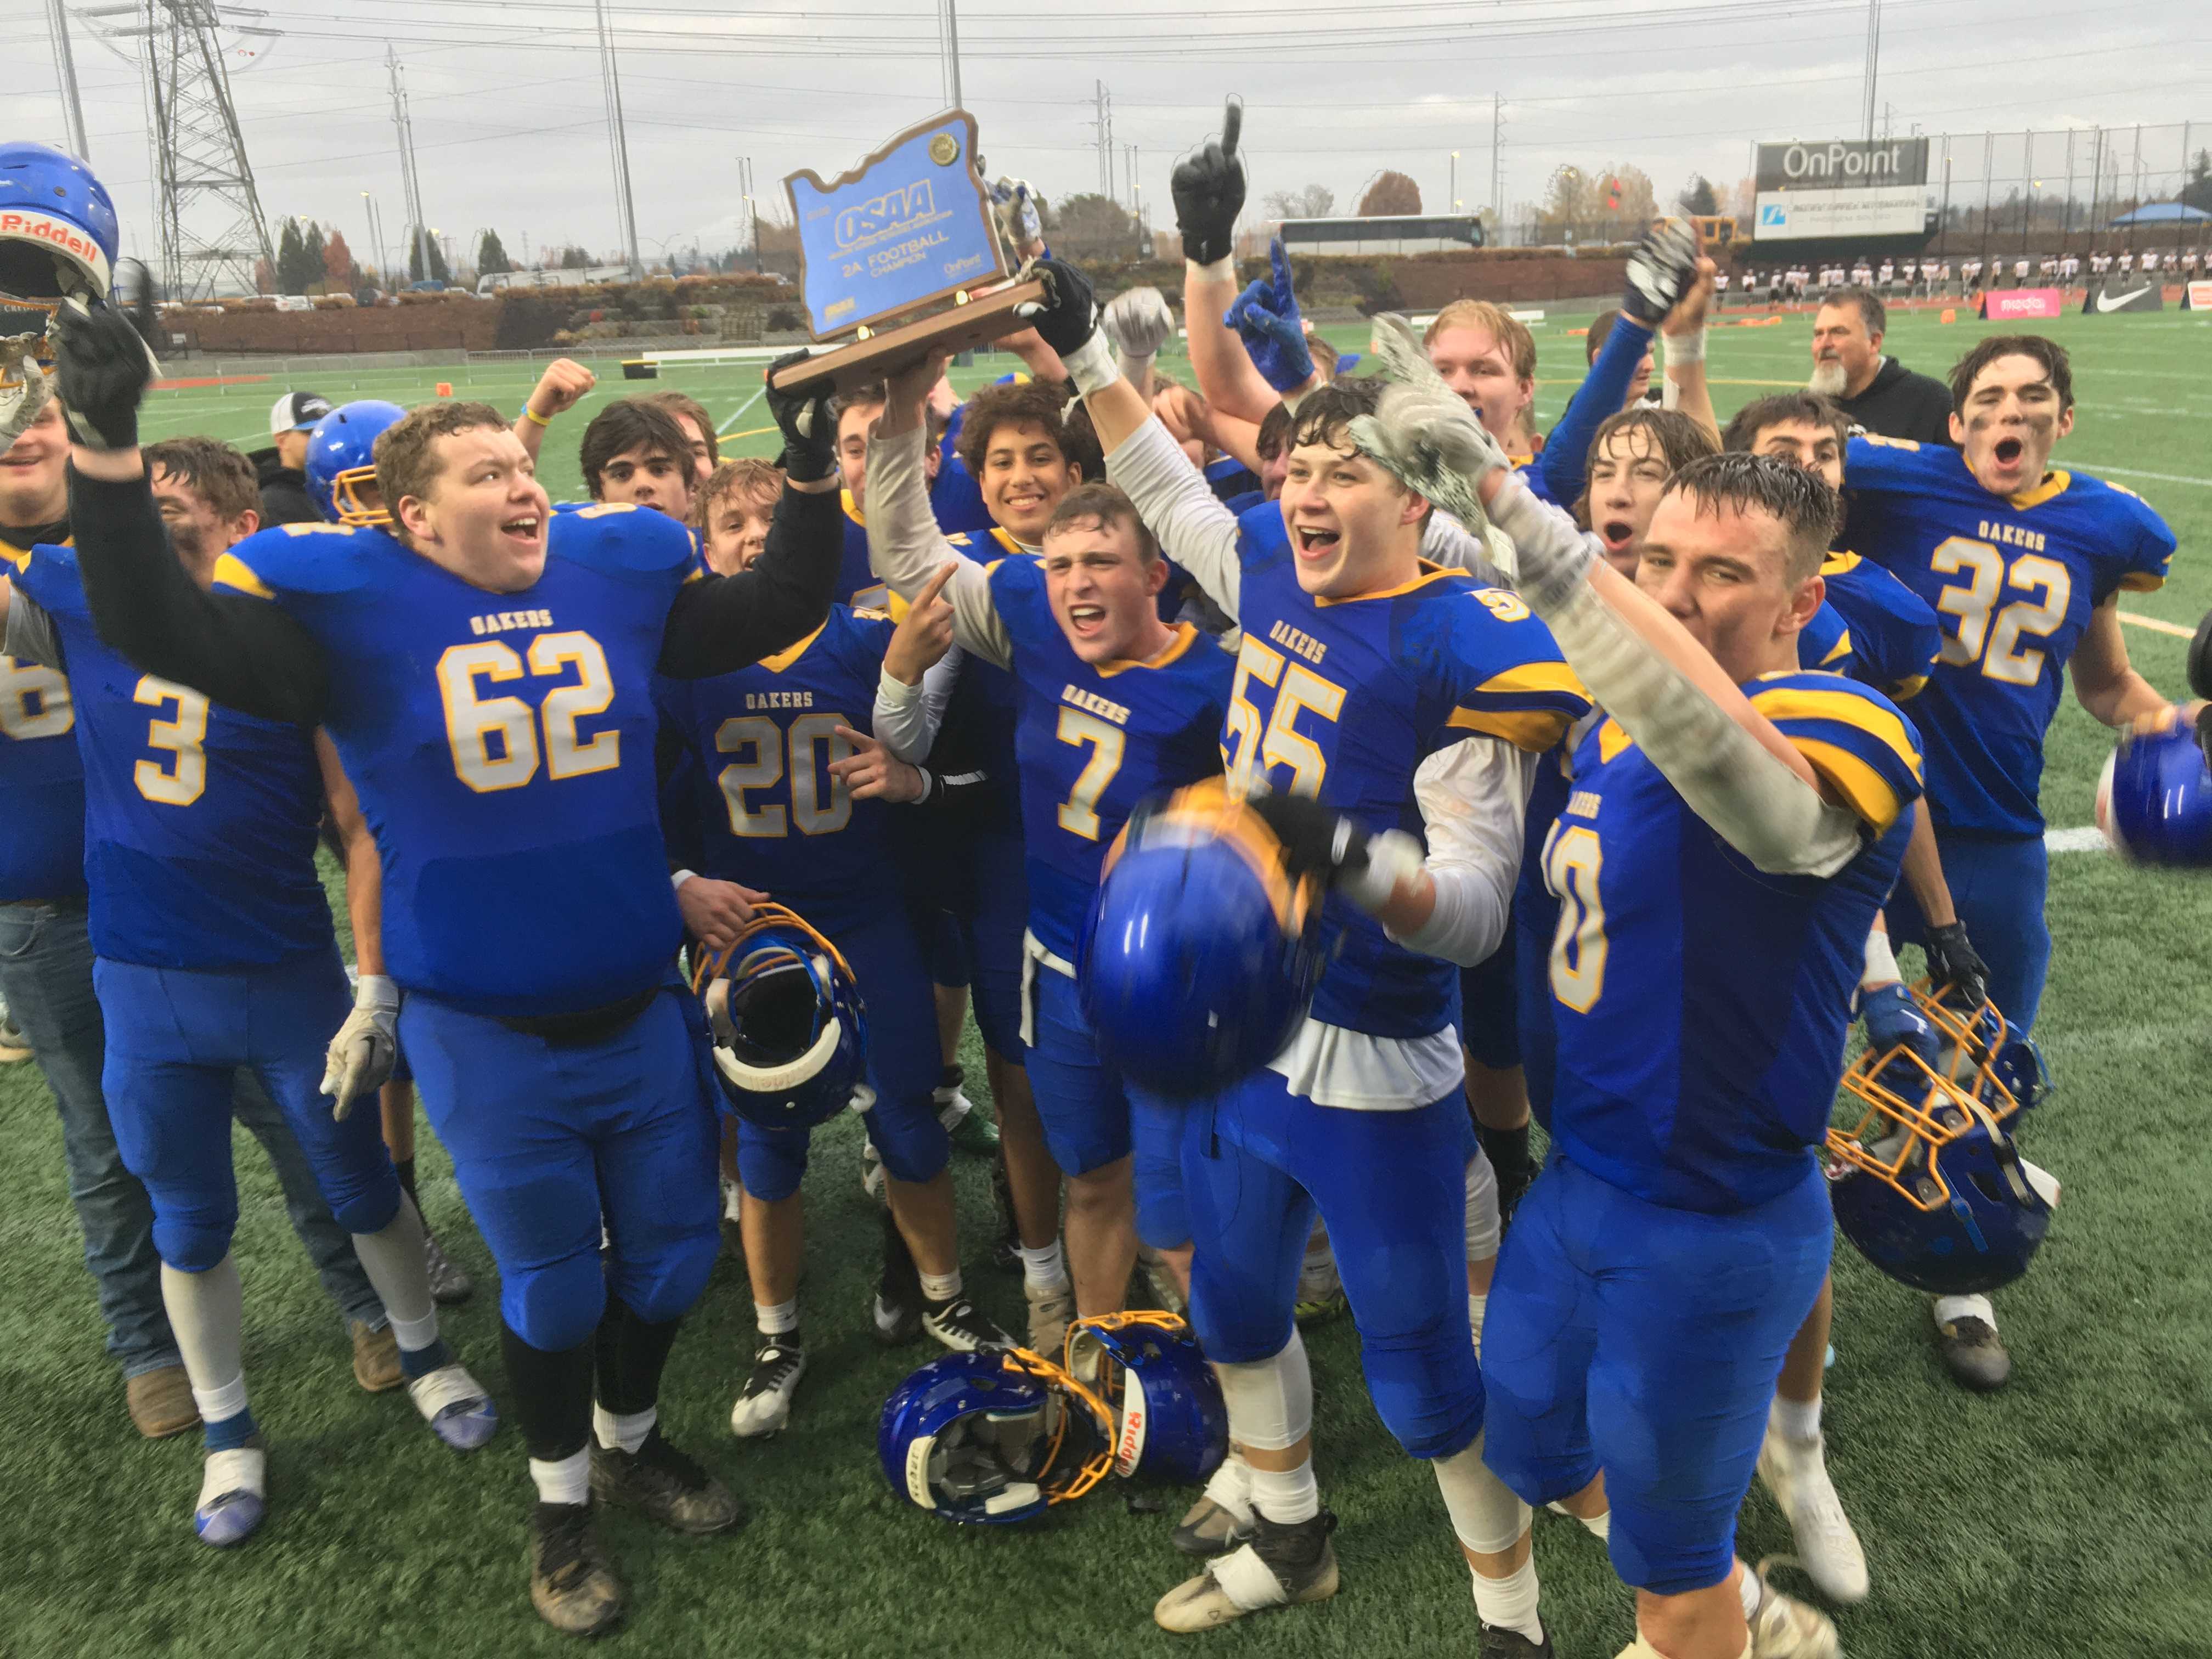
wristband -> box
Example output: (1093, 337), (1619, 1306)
(671, 868), (697, 891)
(1063, 331), (1120, 399)
(1339, 828), (1426, 914)
(1861, 928), (1900, 991)
(1187, 256), (1237, 287)
(521, 403), (552, 427)
(1662, 326), (1707, 368)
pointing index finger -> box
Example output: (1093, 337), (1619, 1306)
(916, 560), (959, 607)
(1221, 98), (1242, 161)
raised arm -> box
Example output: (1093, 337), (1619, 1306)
(658, 358), (841, 679)
(1172, 104), (1297, 426)
(54, 301), (331, 724)
(512, 357), (597, 463)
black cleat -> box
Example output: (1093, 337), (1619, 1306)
(528, 1502), (624, 1639)
(922, 1294), (1014, 1353)
(1935, 1313), (2011, 1391)
(1480, 1624), (1555, 1658)
(873, 1207), (922, 1346)
(1154, 1508), (1340, 1631)
(589, 1430), (744, 1536)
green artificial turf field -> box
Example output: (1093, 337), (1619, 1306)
(10, 302), (2210, 1657)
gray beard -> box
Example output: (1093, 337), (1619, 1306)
(1807, 361), (1848, 397)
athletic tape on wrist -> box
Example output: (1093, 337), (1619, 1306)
(1188, 256), (1238, 286)
(1063, 331), (1121, 398)
(1663, 326), (1707, 367)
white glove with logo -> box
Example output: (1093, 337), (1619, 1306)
(321, 974), (400, 1120)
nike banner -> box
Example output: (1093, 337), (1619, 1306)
(2083, 280), (2163, 314)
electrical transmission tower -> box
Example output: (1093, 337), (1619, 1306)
(142, 0), (275, 298)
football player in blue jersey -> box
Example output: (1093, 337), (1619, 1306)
(1842, 334), (2185, 1392)
(867, 351), (1235, 1332)
(1023, 256), (1596, 1654)
(865, 373), (1097, 1351)
(1379, 415), (1904, 1658)
(656, 541), (1013, 1440)
(579, 397), (698, 523)
(54, 302), (843, 1637)
(6, 425), (498, 1549)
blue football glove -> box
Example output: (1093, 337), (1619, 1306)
(1860, 982), (1938, 1064)
(1223, 238), (1314, 393)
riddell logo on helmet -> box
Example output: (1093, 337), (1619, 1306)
(1114, 1376), (1148, 1476)
(0, 208), (112, 291)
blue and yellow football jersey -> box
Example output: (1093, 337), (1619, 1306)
(11, 543), (331, 968)
(837, 490), (890, 613)
(1543, 669), (1922, 1212)
(986, 556), (1234, 963)
(1818, 551), (1942, 702)
(1, 532), (88, 904)
(654, 604), (895, 935)
(930, 526), (1028, 833)
(215, 504), (696, 1016)
(1844, 435), (2175, 835)
(1223, 545), (1589, 1040)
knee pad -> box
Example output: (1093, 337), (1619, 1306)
(735, 1119), (808, 1202)
(1214, 1328), (1312, 1452)
(329, 1165), (403, 1238)
(867, 1096), (951, 1187)
(1432, 1434), (1530, 1554)
(151, 1204), (236, 1274)
(504, 1253), (607, 1353)
(1136, 1176), (1192, 1252)
(1358, 1316), (1486, 1460)
(610, 1223), (719, 1325)
(1464, 1151), (1500, 1265)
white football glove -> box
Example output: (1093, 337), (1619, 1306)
(1103, 286), (1175, 361)
(1345, 312), (1511, 536)
(321, 973), (400, 1120)
(990, 176), (1043, 252)
(1622, 220), (1700, 326)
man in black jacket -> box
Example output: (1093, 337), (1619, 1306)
(1808, 287), (1954, 445)
(249, 390), (331, 524)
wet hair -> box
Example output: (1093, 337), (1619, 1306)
(579, 397), (693, 500)
(1720, 391), (1850, 456)
(143, 436), (257, 523)
(696, 456), (782, 531)
(1949, 334), (2073, 414)
(1423, 299), (1537, 382)
(1657, 452), (1838, 583)
(955, 380), (1076, 479)
(374, 400), (512, 533)
(1285, 375), (1386, 456)
(1042, 480), (1159, 564)
(1819, 285), (1886, 338)
(1255, 401), (1295, 463)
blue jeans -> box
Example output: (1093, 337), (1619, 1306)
(0, 900), (383, 1378)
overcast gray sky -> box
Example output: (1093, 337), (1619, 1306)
(27, 0), (2212, 270)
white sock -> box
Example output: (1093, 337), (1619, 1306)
(1246, 1458), (1320, 1525)
(191, 1373), (249, 1425)
(1576, 1506), (1611, 1541)
(1934, 1293), (1996, 1329)
(349, 1197), (437, 1329)
(161, 1256), (245, 1396)
(1737, 1559), (1762, 1620)
(1015, 1240), (1069, 1293)
(1471, 1558), (1543, 1645)
(1202, 1451), (1254, 1521)
(918, 1268), (962, 1304)
(756, 1297), (799, 1337)
(936, 1094), (971, 1128)
(1469, 1291), (1488, 1358)
(531, 1448), (591, 1506)
(1771, 1393), (1821, 1444)
(389, 1308), (441, 1353)
(592, 1402), (655, 1455)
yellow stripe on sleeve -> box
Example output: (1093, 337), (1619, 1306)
(1748, 685), (1920, 777)
(1891, 674), (1929, 702)
(1821, 627), (1854, 667)
(1471, 659), (1589, 704)
(1598, 718), (1634, 762)
(2118, 572), (2166, 593)
(1445, 705), (1575, 753)
(1793, 738), (1905, 833)
(211, 552), (274, 600)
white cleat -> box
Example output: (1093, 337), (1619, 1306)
(407, 1363), (499, 1452)
(1757, 1429), (1869, 1604)
(1747, 1558), (1842, 1659)
(193, 1440), (267, 1548)
(730, 1336), (807, 1438)
(1154, 1512), (1339, 1632)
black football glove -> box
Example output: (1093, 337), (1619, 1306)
(2187, 607), (2212, 701)
(50, 297), (155, 452)
(1620, 219), (1700, 327)
(1170, 99), (1245, 267)
(1013, 257), (1100, 361)
(1921, 920), (1990, 1010)
(764, 350), (836, 484)
(1240, 789), (1423, 916)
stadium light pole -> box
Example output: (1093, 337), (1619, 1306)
(594, 0), (644, 281)
(1860, 0), (1882, 143)
(45, 0), (91, 160)
(1450, 151), (1458, 217)
(940, 0), (963, 109)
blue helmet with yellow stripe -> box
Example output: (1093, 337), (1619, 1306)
(1063, 1312), (1227, 1488)
(305, 399), (405, 526)
(2096, 726), (2212, 867)
(1078, 780), (1327, 1097)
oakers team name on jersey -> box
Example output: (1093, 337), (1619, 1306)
(469, 607), (556, 635)
(214, 505), (697, 1015)
(11, 543), (331, 968)
(1843, 435), (2174, 836)
(653, 605), (894, 935)
(987, 555), (1234, 964)
(1227, 546), (1590, 1041)
(1543, 670), (1922, 1214)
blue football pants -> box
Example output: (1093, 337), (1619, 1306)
(1886, 827), (2050, 1037)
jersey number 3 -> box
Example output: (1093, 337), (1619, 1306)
(437, 633), (618, 793)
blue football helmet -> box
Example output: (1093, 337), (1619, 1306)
(1828, 983), (2056, 1295)
(1079, 779), (1327, 1097)
(2096, 726), (2212, 867)
(879, 1347), (1114, 1525)
(1, 142), (119, 447)
(1063, 1312), (1227, 1487)
(692, 904), (868, 1130)
(305, 400), (406, 526)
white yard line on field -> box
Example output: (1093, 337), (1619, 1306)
(2045, 826), (2108, 854)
